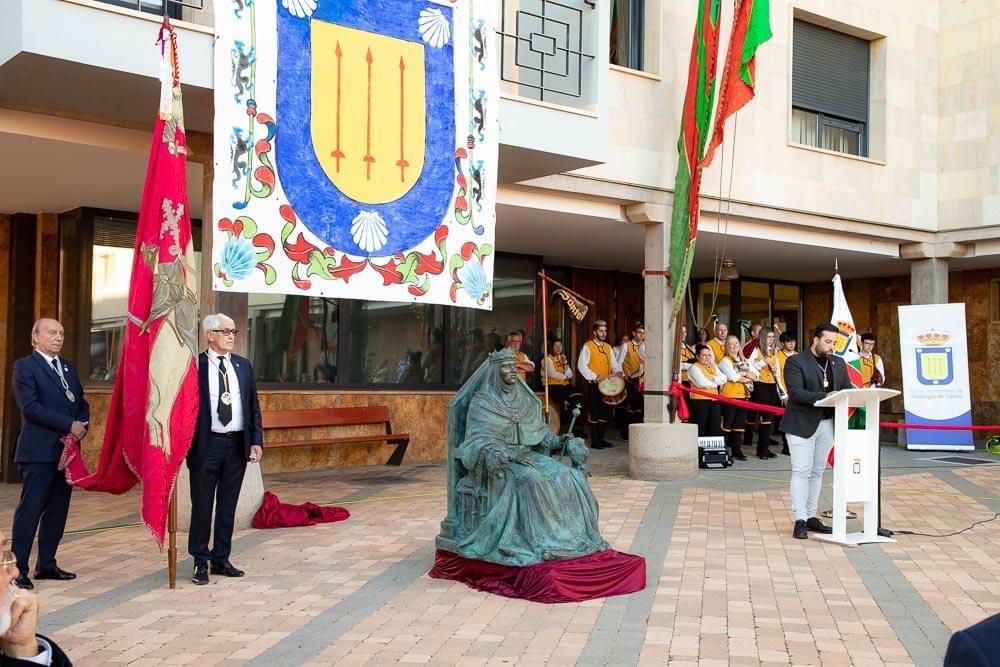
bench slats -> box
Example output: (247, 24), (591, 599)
(261, 405), (409, 465)
(262, 406), (390, 429)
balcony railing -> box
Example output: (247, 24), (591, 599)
(497, 0), (599, 110)
(94, 0), (202, 18)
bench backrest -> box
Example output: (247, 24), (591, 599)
(262, 406), (391, 430)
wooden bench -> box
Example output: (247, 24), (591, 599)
(261, 406), (410, 466)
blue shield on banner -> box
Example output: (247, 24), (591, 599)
(276, 1), (455, 257)
(916, 346), (953, 386)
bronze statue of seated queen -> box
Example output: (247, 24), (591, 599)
(436, 348), (608, 567)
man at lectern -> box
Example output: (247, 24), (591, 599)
(781, 323), (850, 540)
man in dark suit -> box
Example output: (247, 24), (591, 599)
(10, 319), (88, 590)
(943, 613), (1000, 666)
(187, 313), (263, 585)
(1, 522), (72, 665)
(782, 322), (849, 540)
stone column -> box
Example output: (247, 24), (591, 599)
(624, 203), (698, 481)
(900, 242), (966, 305)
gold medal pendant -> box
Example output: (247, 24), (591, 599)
(221, 391), (232, 406)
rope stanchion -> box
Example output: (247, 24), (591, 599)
(671, 382), (1000, 433)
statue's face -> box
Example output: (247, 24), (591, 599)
(499, 360), (518, 385)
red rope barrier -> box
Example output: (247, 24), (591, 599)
(671, 382), (1000, 433)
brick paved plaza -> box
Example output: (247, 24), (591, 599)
(4, 442), (999, 666)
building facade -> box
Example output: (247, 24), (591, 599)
(1, 0), (998, 479)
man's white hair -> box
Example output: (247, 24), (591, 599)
(202, 313), (235, 333)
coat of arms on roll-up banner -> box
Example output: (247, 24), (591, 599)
(214, 0), (498, 308)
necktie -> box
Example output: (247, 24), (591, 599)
(217, 357), (233, 426)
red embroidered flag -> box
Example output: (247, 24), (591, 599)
(61, 25), (199, 547)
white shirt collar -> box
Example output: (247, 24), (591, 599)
(207, 348), (233, 364)
(36, 350), (59, 367)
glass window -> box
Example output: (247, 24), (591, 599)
(248, 295), (339, 384)
(697, 280), (731, 334)
(739, 281), (770, 344)
(610, 0), (644, 70)
(449, 256), (537, 386)
(88, 214), (202, 383)
(792, 108), (865, 157)
(773, 284), (802, 344)
(96, 0), (182, 18)
(348, 302), (444, 385)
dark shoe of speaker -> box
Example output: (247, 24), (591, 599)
(805, 517), (833, 534)
(793, 520), (808, 539)
(14, 574), (33, 590)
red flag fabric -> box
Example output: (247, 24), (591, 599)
(251, 491), (350, 529)
(63, 25), (199, 547)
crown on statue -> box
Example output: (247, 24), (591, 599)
(916, 330), (950, 346)
(835, 319), (855, 335)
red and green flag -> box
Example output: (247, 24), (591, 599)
(670, 0), (772, 316)
(702, 0), (773, 168)
(669, 0), (722, 317)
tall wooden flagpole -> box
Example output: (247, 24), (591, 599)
(168, 479), (177, 588)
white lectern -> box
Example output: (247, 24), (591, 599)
(813, 387), (900, 546)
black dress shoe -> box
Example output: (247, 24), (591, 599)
(764, 451), (777, 459)
(210, 562), (245, 577)
(34, 566), (76, 581)
(805, 517), (833, 534)
(590, 442), (607, 450)
(733, 452), (747, 461)
(192, 565), (209, 585)
(14, 574), (33, 590)
(793, 520), (808, 539)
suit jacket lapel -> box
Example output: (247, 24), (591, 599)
(32, 352), (67, 395)
(199, 353), (210, 413)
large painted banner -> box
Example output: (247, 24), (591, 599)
(898, 304), (974, 450)
(213, 0), (498, 308)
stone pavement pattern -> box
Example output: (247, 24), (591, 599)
(2, 443), (998, 666)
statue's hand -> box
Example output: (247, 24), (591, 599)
(565, 437), (588, 469)
(514, 453), (536, 467)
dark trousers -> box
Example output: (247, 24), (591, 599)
(586, 383), (612, 446)
(548, 384), (582, 433)
(188, 433), (247, 567)
(11, 461), (73, 575)
(688, 399), (723, 437)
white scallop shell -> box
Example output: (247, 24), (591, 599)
(351, 210), (389, 254)
(281, 0), (317, 19)
(418, 7), (451, 48)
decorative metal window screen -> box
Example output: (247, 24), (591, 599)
(497, 0), (598, 108)
(792, 20), (869, 124)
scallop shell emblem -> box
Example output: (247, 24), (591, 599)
(281, 0), (317, 19)
(220, 237), (256, 281)
(351, 210), (389, 253)
(418, 7), (451, 48)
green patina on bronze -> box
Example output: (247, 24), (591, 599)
(436, 349), (608, 567)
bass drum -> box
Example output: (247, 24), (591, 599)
(597, 375), (627, 406)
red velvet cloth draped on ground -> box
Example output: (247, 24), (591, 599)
(59, 27), (200, 547)
(428, 549), (645, 604)
(251, 491), (349, 529)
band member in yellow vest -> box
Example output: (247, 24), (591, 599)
(621, 322), (646, 440)
(544, 339), (582, 434)
(859, 333), (885, 388)
(679, 325), (696, 385)
(707, 321), (728, 363)
(506, 331), (535, 385)
(746, 329), (782, 459)
(578, 319), (622, 450)
(774, 331), (797, 455)
(718, 335), (757, 461)
(687, 344), (725, 437)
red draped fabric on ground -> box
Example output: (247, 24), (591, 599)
(59, 26), (199, 548)
(428, 549), (646, 604)
(251, 491), (350, 529)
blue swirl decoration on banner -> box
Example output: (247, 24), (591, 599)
(277, 1), (455, 257)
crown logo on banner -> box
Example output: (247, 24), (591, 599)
(836, 320), (856, 335)
(916, 330), (950, 346)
